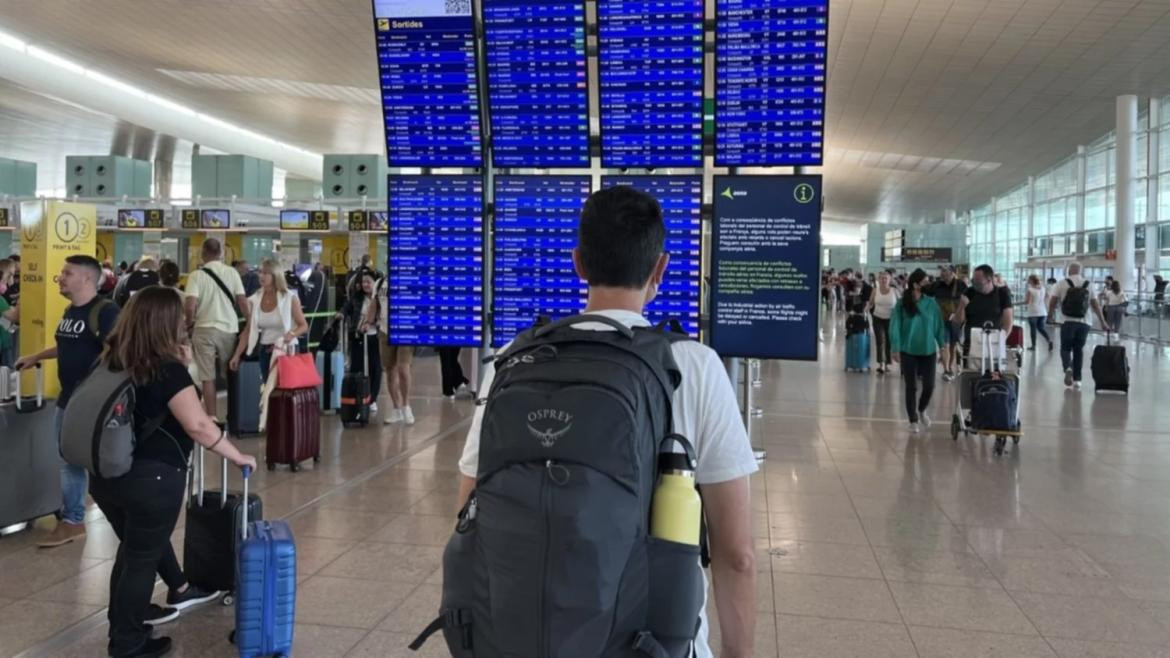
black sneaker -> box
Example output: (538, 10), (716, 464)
(166, 585), (221, 611)
(117, 636), (172, 658)
(144, 604), (179, 626)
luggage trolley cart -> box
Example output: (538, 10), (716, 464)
(950, 324), (1022, 455)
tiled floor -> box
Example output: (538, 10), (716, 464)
(3, 326), (1170, 657)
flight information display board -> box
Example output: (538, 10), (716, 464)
(710, 175), (821, 359)
(491, 175), (592, 346)
(387, 175), (484, 346)
(715, 0), (828, 166)
(602, 176), (702, 336)
(597, 0), (705, 168)
(373, 0), (482, 167)
(484, 0), (590, 168)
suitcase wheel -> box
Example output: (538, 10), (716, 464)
(228, 629), (235, 645)
(222, 592), (234, 606)
(291, 463), (301, 473)
(994, 436), (1007, 456)
(267, 462), (276, 472)
(314, 454), (321, 463)
(950, 416), (960, 441)
(1013, 436), (1020, 445)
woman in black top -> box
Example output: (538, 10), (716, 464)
(90, 286), (257, 658)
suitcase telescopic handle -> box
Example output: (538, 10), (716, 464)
(194, 442), (231, 509)
(240, 465), (252, 540)
(14, 363), (44, 411)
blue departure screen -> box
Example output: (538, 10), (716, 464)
(484, 0), (590, 168)
(597, 0), (705, 167)
(715, 0), (828, 166)
(387, 175), (484, 346)
(710, 175), (822, 359)
(373, 0), (482, 167)
(602, 176), (702, 336)
(492, 176), (592, 347)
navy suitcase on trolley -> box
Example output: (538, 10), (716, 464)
(233, 467), (296, 658)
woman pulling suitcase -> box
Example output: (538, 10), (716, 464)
(89, 287), (256, 657)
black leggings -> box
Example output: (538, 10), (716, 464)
(1027, 316), (1051, 348)
(350, 334), (383, 399)
(873, 317), (891, 365)
(438, 347), (469, 396)
(89, 460), (186, 656)
(900, 353), (936, 423)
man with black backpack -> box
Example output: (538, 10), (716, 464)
(113, 256), (160, 308)
(1048, 262), (1108, 390)
(15, 254), (120, 548)
(447, 187), (758, 658)
(184, 238), (248, 418)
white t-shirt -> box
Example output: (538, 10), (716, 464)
(1050, 275), (1092, 325)
(186, 260), (245, 333)
(1026, 285), (1048, 317)
(457, 308), (758, 658)
(871, 287), (897, 320)
(1104, 290), (1128, 306)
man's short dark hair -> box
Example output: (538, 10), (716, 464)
(577, 186), (665, 289)
(974, 264), (994, 279)
(65, 254), (102, 284)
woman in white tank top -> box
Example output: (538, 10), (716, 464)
(868, 272), (897, 373)
(1024, 274), (1053, 351)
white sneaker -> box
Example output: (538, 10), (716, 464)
(403, 406), (415, 425)
(909, 422), (921, 434)
(1074, 381), (1083, 391)
(920, 412), (932, 428)
(1064, 368), (1074, 388)
(454, 383), (471, 399)
(370, 402), (379, 414)
(383, 408), (403, 424)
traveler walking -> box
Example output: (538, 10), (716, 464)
(15, 255), (120, 548)
(1102, 280), (1128, 334)
(953, 264), (1015, 365)
(437, 347), (469, 398)
(113, 256), (160, 308)
(184, 239), (248, 418)
(891, 269), (948, 434)
(928, 266), (966, 380)
(229, 259), (309, 382)
(366, 275), (415, 424)
(1024, 275), (1053, 351)
(341, 268), (383, 414)
(87, 287), (255, 657)
(451, 186), (758, 658)
(1048, 262), (1108, 390)
(868, 271), (897, 373)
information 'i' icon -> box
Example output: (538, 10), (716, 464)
(794, 183), (815, 204)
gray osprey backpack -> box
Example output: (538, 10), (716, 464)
(61, 364), (167, 479)
(412, 314), (706, 657)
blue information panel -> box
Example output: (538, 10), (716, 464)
(492, 176), (592, 347)
(715, 0), (828, 166)
(484, 0), (590, 168)
(602, 176), (702, 336)
(710, 175), (821, 359)
(387, 175), (484, 346)
(373, 0), (482, 167)
(597, 0), (705, 167)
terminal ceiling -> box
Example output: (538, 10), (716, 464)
(3, 0), (1170, 222)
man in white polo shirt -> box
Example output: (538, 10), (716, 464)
(184, 238), (248, 418)
(454, 186), (758, 658)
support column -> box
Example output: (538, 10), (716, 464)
(1075, 145), (1087, 254)
(1115, 94), (1139, 293)
(1146, 97), (1161, 281)
(1026, 176), (1035, 257)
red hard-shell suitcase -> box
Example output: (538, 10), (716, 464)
(266, 387), (321, 472)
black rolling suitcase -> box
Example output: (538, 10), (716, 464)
(227, 357), (262, 436)
(1091, 330), (1129, 393)
(340, 334), (372, 427)
(183, 445), (263, 599)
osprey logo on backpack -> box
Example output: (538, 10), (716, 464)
(526, 408), (573, 448)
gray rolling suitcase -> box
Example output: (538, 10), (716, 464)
(228, 357), (262, 436)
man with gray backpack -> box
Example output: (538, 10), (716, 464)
(413, 187), (758, 657)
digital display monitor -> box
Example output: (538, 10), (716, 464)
(602, 176), (702, 336)
(180, 209), (199, 230)
(483, 0), (590, 168)
(387, 175), (484, 346)
(491, 175), (592, 347)
(373, 0), (482, 167)
(715, 0), (828, 166)
(0, 208), (8, 229)
(597, 0), (704, 167)
(348, 210), (391, 232)
(200, 209), (231, 230)
(710, 175), (822, 359)
(117, 209), (164, 230)
(369, 211), (388, 232)
(280, 210), (330, 231)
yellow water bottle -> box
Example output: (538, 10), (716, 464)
(650, 437), (702, 546)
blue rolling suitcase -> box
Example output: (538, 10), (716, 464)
(845, 331), (871, 372)
(228, 358), (263, 435)
(233, 467), (296, 658)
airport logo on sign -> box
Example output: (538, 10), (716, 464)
(720, 187), (748, 200)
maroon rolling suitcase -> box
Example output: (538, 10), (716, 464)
(266, 387), (321, 472)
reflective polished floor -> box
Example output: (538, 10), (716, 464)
(4, 325), (1170, 657)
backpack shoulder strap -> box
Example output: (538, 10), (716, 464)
(88, 298), (114, 340)
(200, 267), (241, 317)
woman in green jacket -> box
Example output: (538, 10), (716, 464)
(891, 269), (948, 434)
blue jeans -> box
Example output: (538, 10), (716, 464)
(1060, 322), (1091, 382)
(56, 407), (89, 524)
(1028, 316), (1052, 348)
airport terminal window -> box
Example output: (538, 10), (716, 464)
(1136, 224), (1146, 250)
(1086, 149), (1109, 189)
(1086, 229), (1114, 254)
(1085, 189), (1108, 231)
(1159, 223), (1170, 254)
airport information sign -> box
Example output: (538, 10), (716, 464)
(484, 0), (590, 168)
(491, 175), (592, 347)
(601, 176), (702, 336)
(387, 175), (484, 346)
(597, 0), (705, 167)
(116, 209), (165, 230)
(279, 210), (330, 232)
(710, 175), (821, 359)
(348, 210), (389, 232)
(715, 0), (828, 166)
(373, 0), (482, 167)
